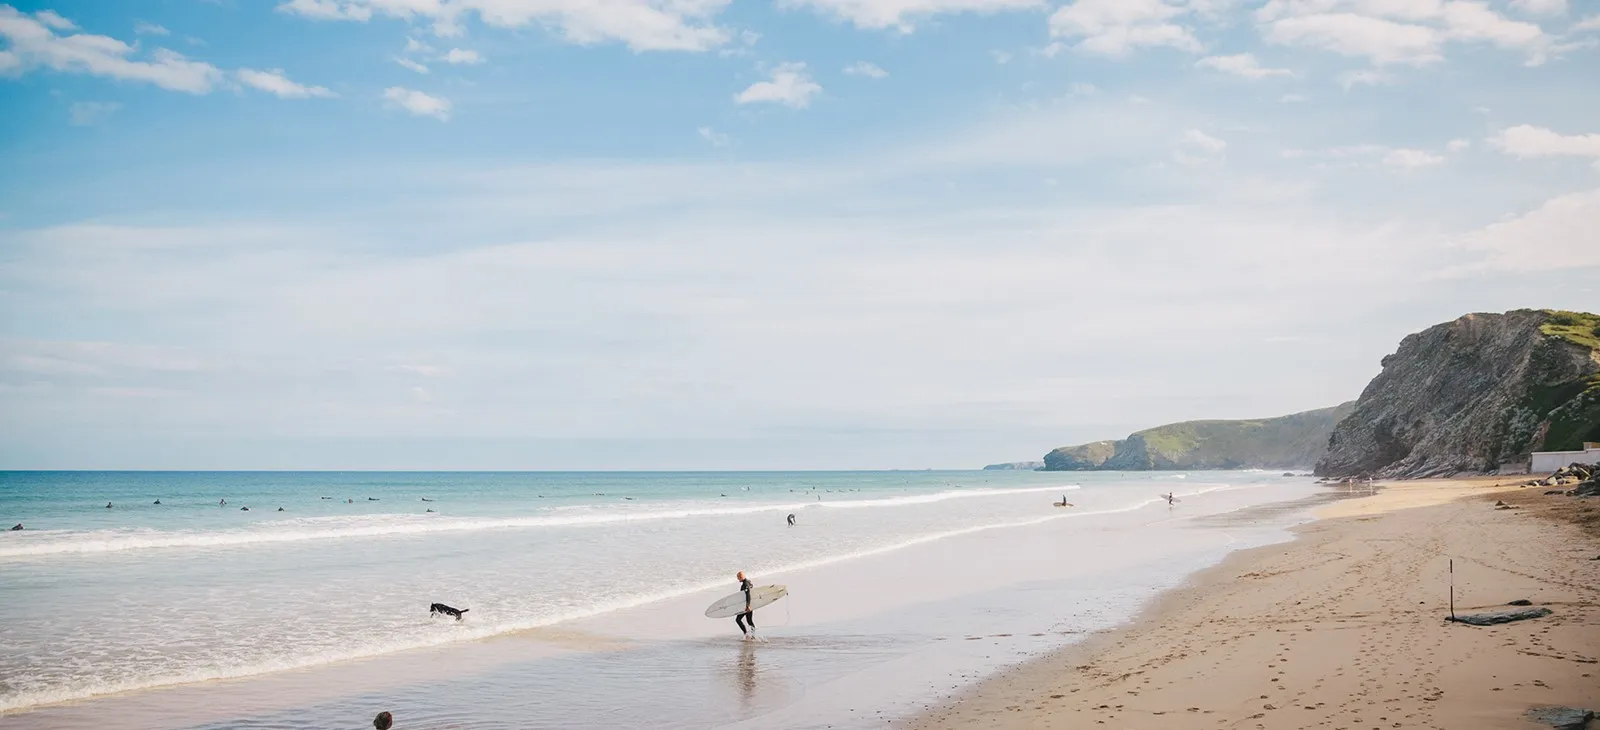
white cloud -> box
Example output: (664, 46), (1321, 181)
(133, 21), (170, 36)
(383, 86), (451, 120)
(1196, 53), (1293, 78)
(68, 100), (120, 126)
(1381, 147), (1444, 168)
(1258, 1), (1555, 66)
(1453, 189), (1600, 272)
(404, 36), (433, 53)
(1281, 93), (1308, 102)
(992, 49), (1012, 64)
(1446, 138), (1469, 151)
(1488, 125), (1600, 164)
(394, 56), (430, 73)
(698, 126), (732, 147)
(781, 0), (1043, 32)
(1174, 128), (1226, 164)
(843, 61), (887, 78)
(1337, 69), (1389, 88)
(1509, 0), (1565, 16)
(275, 0), (732, 52)
(274, 0), (373, 21)
(0, 6), (223, 93)
(735, 62), (822, 108)
(1574, 15), (1600, 30)
(32, 9), (74, 29)
(442, 48), (483, 64)
(1284, 142), (1453, 169)
(1049, 0), (1203, 56)
(1264, 13), (1443, 65)
(236, 68), (337, 98)
(1068, 81), (1099, 95)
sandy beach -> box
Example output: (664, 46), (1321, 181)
(908, 476), (1600, 730)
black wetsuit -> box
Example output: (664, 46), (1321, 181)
(735, 577), (755, 634)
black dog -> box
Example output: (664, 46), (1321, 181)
(430, 603), (469, 621)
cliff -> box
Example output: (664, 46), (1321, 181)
(982, 461), (1045, 471)
(1315, 310), (1600, 478)
(1041, 403), (1355, 471)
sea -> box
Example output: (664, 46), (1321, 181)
(0, 470), (1333, 728)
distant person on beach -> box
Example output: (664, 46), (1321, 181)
(735, 571), (756, 639)
(786, 513), (796, 526)
(373, 711), (393, 729)
(1163, 492), (1176, 506)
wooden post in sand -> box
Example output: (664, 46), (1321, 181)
(1449, 559), (1455, 621)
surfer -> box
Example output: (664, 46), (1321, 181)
(735, 571), (756, 638)
(786, 513), (796, 526)
(1163, 492), (1177, 506)
(219, 498), (226, 507)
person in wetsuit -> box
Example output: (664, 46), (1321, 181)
(786, 513), (796, 526)
(735, 571), (756, 638)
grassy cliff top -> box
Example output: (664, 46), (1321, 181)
(1541, 309), (1600, 350)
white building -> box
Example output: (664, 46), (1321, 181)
(1531, 442), (1600, 473)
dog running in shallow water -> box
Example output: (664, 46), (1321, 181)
(430, 602), (469, 621)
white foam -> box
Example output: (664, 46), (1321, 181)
(0, 486), (1082, 560)
(0, 489), (1159, 714)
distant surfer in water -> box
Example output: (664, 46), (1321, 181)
(735, 571), (756, 639)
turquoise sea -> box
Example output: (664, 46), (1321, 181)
(0, 469), (1325, 727)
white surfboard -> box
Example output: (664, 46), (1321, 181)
(704, 585), (788, 618)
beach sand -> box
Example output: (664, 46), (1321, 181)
(907, 477), (1600, 730)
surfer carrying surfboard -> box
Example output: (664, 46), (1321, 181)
(735, 571), (756, 638)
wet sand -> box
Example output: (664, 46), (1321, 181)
(908, 476), (1600, 729)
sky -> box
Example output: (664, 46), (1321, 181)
(1, 0), (1598, 470)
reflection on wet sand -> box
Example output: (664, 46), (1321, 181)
(736, 640), (757, 708)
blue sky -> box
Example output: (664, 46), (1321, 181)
(1, 0), (1598, 469)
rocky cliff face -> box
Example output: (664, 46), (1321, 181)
(1041, 404), (1354, 471)
(1315, 310), (1600, 478)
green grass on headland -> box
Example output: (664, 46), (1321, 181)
(1541, 310), (1600, 350)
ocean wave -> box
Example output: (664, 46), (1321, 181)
(0, 485), (1082, 560)
(0, 489), (1151, 715)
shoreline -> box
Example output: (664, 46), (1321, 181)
(906, 476), (1600, 729)
(2, 476), (1326, 729)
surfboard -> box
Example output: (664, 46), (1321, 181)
(704, 585), (788, 618)
(1053, 501), (1073, 507)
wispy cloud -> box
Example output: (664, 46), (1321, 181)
(441, 48), (483, 64)
(236, 68), (336, 98)
(275, 0), (731, 52)
(0, 6), (222, 93)
(1196, 53), (1292, 78)
(383, 86), (451, 120)
(735, 62), (822, 108)
(394, 56), (429, 74)
(843, 61), (887, 78)
(68, 101), (121, 126)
